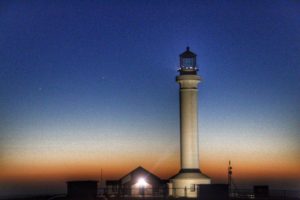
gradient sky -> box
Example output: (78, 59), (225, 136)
(0, 0), (300, 196)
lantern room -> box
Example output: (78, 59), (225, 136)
(179, 47), (198, 75)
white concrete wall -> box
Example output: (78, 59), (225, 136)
(176, 75), (201, 169)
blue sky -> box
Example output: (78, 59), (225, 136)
(0, 0), (299, 195)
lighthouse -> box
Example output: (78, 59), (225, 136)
(169, 47), (211, 198)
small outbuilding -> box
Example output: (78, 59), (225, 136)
(106, 166), (167, 197)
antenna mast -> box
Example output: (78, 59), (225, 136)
(100, 168), (103, 188)
(228, 160), (232, 197)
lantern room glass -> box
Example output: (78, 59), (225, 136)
(181, 58), (195, 68)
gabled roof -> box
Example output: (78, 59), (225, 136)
(119, 166), (162, 183)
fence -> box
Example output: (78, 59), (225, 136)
(230, 189), (300, 200)
(0, 188), (299, 200)
(101, 187), (300, 200)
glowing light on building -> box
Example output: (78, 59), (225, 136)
(137, 177), (147, 188)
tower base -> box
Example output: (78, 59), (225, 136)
(168, 170), (211, 198)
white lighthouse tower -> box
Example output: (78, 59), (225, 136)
(169, 47), (211, 198)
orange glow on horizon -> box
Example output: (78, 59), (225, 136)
(1, 156), (299, 185)
(1, 133), (299, 190)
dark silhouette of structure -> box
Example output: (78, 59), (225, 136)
(198, 184), (229, 200)
(253, 185), (269, 199)
(49, 181), (99, 200)
(67, 181), (98, 200)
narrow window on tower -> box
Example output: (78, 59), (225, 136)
(190, 184), (196, 192)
